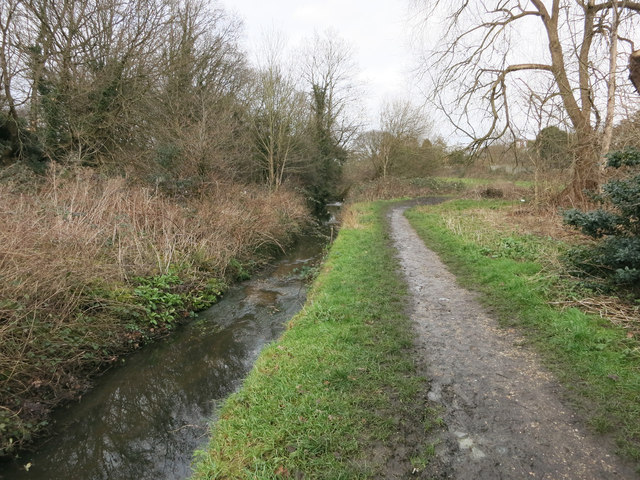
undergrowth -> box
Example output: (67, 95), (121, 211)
(405, 199), (640, 466)
(0, 166), (309, 457)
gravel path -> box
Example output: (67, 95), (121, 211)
(389, 205), (637, 479)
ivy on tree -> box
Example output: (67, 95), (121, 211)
(563, 148), (640, 289)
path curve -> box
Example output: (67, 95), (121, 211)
(389, 204), (637, 479)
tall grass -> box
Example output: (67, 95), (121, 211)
(0, 166), (308, 455)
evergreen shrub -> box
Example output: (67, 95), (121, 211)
(563, 148), (640, 291)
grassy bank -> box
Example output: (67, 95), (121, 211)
(191, 202), (439, 479)
(405, 199), (640, 465)
(346, 176), (531, 203)
(0, 167), (308, 457)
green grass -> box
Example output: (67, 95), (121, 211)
(434, 176), (491, 186)
(191, 202), (436, 479)
(405, 199), (640, 465)
(404, 176), (534, 196)
(434, 176), (534, 189)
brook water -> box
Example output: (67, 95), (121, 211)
(2, 235), (326, 480)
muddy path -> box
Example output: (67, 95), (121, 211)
(389, 204), (637, 479)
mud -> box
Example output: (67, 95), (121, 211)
(388, 204), (637, 479)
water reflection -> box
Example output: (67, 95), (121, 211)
(1, 241), (321, 480)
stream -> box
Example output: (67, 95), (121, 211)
(1, 234), (327, 480)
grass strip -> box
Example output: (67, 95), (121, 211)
(405, 199), (640, 466)
(191, 201), (434, 479)
(434, 176), (533, 188)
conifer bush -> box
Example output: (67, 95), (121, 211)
(563, 148), (640, 290)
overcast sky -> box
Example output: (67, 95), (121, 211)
(219, 0), (420, 131)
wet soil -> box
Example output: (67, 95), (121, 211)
(387, 204), (637, 479)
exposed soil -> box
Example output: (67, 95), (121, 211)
(386, 203), (638, 479)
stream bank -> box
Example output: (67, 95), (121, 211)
(0, 174), (310, 458)
(1, 235), (325, 480)
(190, 201), (440, 478)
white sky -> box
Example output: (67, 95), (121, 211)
(217, 1), (640, 146)
(218, 0), (419, 130)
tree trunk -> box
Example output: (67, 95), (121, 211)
(0, 10), (20, 163)
(601, 1), (620, 160)
(565, 134), (600, 205)
(1, 108), (20, 165)
(630, 50), (640, 95)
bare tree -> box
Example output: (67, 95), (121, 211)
(148, 0), (249, 181)
(17, 0), (174, 163)
(299, 30), (361, 207)
(301, 31), (360, 151)
(359, 98), (430, 178)
(0, 0), (255, 184)
(0, 0), (28, 162)
(416, 0), (640, 203)
(248, 33), (307, 191)
(354, 129), (386, 178)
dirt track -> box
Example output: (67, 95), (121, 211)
(389, 204), (637, 479)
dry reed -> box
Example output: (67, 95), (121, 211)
(0, 166), (308, 454)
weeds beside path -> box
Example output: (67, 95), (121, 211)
(395, 203), (638, 478)
(405, 199), (640, 475)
